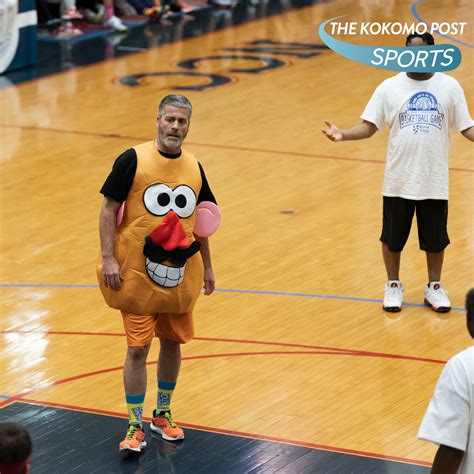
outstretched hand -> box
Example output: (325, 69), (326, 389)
(322, 120), (343, 142)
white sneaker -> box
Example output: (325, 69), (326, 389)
(104, 15), (128, 33)
(383, 280), (403, 312)
(424, 282), (451, 313)
(83, 5), (105, 23)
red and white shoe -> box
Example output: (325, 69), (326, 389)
(383, 280), (403, 312)
(424, 282), (451, 313)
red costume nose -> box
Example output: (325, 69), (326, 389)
(149, 211), (190, 251)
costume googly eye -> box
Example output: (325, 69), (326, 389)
(143, 184), (174, 216)
(171, 185), (196, 218)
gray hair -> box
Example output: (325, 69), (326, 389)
(158, 94), (192, 117)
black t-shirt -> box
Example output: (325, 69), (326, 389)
(100, 148), (217, 204)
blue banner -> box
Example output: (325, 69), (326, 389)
(318, 17), (462, 72)
(0, 0), (37, 74)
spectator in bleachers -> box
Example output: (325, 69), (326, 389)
(62, 0), (84, 19)
(127, 0), (169, 18)
(114, 0), (137, 16)
(79, 0), (128, 32)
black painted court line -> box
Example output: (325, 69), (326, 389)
(0, 402), (430, 473)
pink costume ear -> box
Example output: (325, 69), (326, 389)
(116, 202), (125, 227)
(194, 201), (221, 237)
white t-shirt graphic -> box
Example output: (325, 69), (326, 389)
(361, 73), (473, 200)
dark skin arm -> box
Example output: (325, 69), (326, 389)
(431, 445), (464, 474)
(461, 126), (474, 141)
(322, 120), (378, 141)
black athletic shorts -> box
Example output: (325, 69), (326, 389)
(380, 197), (450, 253)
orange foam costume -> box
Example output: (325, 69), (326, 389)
(97, 141), (205, 315)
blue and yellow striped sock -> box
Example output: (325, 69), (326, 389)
(126, 394), (145, 426)
(157, 380), (176, 413)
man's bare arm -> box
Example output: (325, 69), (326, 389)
(322, 120), (378, 142)
(431, 445), (464, 474)
(194, 235), (215, 295)
(461, 125), (474, 141)
(99, 196), (123, 290)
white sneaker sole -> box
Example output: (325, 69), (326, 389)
(150, 422), (184, 441)
(424, 298), (451, 313)
(119, 440), (147, 452)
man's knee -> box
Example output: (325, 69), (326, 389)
(420, 240), (450, 253)
(159, 338), (181, 352)
(126, 345), (150, 363)
(380, 237), (405, 253)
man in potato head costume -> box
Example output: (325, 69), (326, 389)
(98, 94), (220, 452)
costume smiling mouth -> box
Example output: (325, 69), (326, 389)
(142, 211), (200, 288)
(145, 260), (185, 287)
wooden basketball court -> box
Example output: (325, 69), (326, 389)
(1, 0), (473, 471)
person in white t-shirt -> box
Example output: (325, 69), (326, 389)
(323, 33), (474, 312)
(417, 288), (474, 474)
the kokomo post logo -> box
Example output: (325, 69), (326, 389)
(318, 16), (467, 72)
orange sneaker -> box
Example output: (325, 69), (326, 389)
(150, 410), (184, 441)
(119, 424), (147, 452)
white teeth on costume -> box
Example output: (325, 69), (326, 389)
(145, 259), (185, 287)
(154, 263), (168, 278)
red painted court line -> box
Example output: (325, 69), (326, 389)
(0, 364), (125, 408)
(0, 350), (367, 408)
(186, 141), (386, 165)
(0, 123), (147, 142)
(0, 330), (125, 337)
(0, 124), (380, 163)
(10, 398), (431, 468)
(1, 330), (447, 364)
(1, 123), (472, 172)
(0, 347), (445, 410)
(184, 350), (357, 359)
(177, 423), (432, 468)
(19, 398), (130, 420)
(183, 350), (446, 365)
(195, 336), (447, 364)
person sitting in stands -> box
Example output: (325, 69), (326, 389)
(79, 0), (128, 32)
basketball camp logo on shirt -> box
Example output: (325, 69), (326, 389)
(399, 92), (444, 134)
